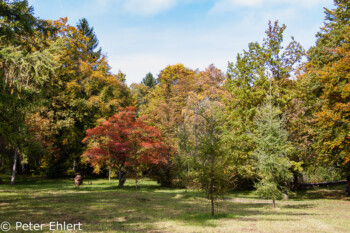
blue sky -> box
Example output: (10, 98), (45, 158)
(28, 0), (334, 85)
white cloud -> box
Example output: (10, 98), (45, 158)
(123, 0), (178, 16)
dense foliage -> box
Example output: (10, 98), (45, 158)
(82, 107), (170, 188)
(0, 0), (349, 214)
(253, 94), (293, 207)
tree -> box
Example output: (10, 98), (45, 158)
(141, 64), (196, 138)
(224, 21), (305, 187)
(179, 98), (230, 216)
(77, 18), (102, 60)
(0, 0), (62, 184)
(27, 18), (132, 177)
(140, 64), (227, 187)
(299, 0), (350, 168)
(82, 107), (170, 189)
(130, 83), (150, 109)
(253, 93), (293, 208)
(141, 72), (157, 88)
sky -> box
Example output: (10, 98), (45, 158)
(28, 0), (334, 85)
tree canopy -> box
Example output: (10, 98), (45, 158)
(1, 0), (349, 215)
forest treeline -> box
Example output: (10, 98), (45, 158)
(1, 0), (349, 198)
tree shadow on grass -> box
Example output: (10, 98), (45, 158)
(282, 204), (316, 209)
(170, 201), (317, 229)
(0, 178), (321, 232)
(2, 191), (316, 231)
(175, 213), (240, 227)
(291, 185), (350, 201)
(1, 177), (74, 191)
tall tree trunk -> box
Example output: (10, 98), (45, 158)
(11, 148), (18, 185)
(272, 198), (276, 208)
(211, 196), (214, 216)
(108, 168), (111, 184)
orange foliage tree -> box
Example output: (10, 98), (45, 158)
(82, 107), (171, 188)
(301, 1), (350, 167)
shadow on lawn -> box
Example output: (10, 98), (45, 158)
(0, 177), (327, 232)
(291, 185), (350, 201)
(0, 191), (316, 232)
(282, 204), (316, 209)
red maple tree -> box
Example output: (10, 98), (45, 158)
(82, 106), (170, 188)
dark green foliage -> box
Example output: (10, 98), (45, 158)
(0, 0), (54, 45)
(141, 72), (157, 88)
(77, 18), (102, 60)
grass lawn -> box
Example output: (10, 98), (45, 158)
(0, 175), (349, 232)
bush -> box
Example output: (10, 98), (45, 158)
(302, 166), (343, 183)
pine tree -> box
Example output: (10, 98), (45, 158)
(141, 72), (157, 88)
(77, 18), (102, 60)
(253, 93), (293, 208)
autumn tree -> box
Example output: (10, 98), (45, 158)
(131, 73), (157, 111)
(82, 107), (170, 189)
(300, 0), (350, 169)
(0, 0), (62, 183)
(176, 64), (228, 185)
(130, 83), (151, 109)
(224, 21), (305, 187)
(140, 64), (227, 187)
(27, 18), (132, 177)
(141, 64), (196, 137)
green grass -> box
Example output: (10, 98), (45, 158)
(1, 175), (350, 232)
